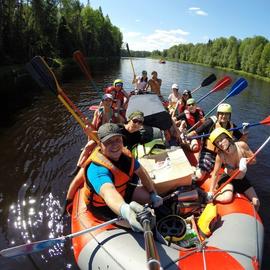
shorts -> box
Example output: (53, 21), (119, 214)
(218, 173), (252, 194)
(198, 150), (216, 173)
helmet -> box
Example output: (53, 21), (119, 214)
(113, 79), (123, 87)
(209, 127), (232, 144)
(105, 86), (116, 94)
(171, 83), (179, 90)
(186, 98), (196, 105)
(217, 103), (232, 113)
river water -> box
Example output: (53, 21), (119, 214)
(0, 58), (269, 269)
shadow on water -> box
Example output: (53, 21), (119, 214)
(0, 58), (269, 269)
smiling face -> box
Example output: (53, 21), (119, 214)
(217, 112), (231, 125)
(100, 135), (123, 161)
(214, 133), (231, 151)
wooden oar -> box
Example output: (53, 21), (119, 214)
(191, 73), (217, 94)
(214, 135), (270, 197)
(0, 217), (121, 258)
(187, 78), (248, 133)
(196, 76), (232, 104)
(190, 115), (270, 140)
(27, 56), (98, 142)
(73, 50), (101, 94)
(126, 43), (136, 77)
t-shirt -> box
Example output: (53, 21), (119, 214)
(87, 154), (140, 194)
(121, 126), (142, 150)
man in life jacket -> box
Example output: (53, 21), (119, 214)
(187, 103), (247, 182)
(173, 98), (204, 153)
(207, 127), (259, 210)
(81, 123), (163, 231)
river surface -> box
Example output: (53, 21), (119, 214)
(0, 58), (270, 269)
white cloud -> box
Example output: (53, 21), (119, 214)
(196, 10), (208, 16)
(123, 28), (190, 51)
(135, 19), (141, 23)
(189, 6), (208, 16)
(189, 7), (200, 11)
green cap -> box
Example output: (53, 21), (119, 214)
(128, 111), (144, 121)
(186, 98), (196, 105)
(97, 123), (124, 143)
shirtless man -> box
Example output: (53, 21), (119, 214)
(146, 71), (162, 95)
(207, 127), (260, 210)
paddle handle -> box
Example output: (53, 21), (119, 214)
(191, 85), (201, 94)
(65, 217), (121, 239)
(214, 135), (270, 196)
(196, 90), (212, 104)
(126, 43), (136, 77)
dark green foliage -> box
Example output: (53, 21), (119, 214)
(0, 0), (123, 64)
(152, 36), (270, 78)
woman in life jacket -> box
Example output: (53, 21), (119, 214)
(132, 70), (148, 93)
(92, 93), (124, 130)
(172, 89), (192, 117)
(188, 103), (247, 183)
(112, 79), (129, 119)
(173, 98), (204, 154)
(66, 123), (163, 232)
(207, 127), (259, 210)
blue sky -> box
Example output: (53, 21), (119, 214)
(87, 0), (270, 51)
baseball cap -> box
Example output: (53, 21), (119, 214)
(128, 111), (144, 121)
(171, 83), (179, 90)
(102, 93), (113, 100)
(97, 123), (124, 143)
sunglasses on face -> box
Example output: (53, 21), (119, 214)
(115, 83), (123, 87)
(187, 103), (195, 106)
(132, 119), (143, 124)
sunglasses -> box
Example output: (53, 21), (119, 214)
(115, 83), (123, 87)
(187, 103), (195, 106)
(132, 119), (144, 124)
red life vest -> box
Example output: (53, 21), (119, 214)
(184, 108), (204, 128)
(82, 147), (135, 208)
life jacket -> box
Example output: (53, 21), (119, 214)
(92, 107), (115, 130)
(184, 108), (204, 129)
(197, 203), (218, 238)
(82, 147), (134, 208)
(204, 116), (234, 153)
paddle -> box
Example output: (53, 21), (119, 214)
(189, 115), (270, 140)
(196, 76), (232, 104)
(126, 43), (136, 77)
(73, 50), (101, 94)
(27, 56), (98, 142)
(214, 135), (270, 197)
(191, 73), (217, 94)
(0, 217), (121, 258)
(187, 78), (248, 133)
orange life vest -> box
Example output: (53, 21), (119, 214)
(82, 147), (135, 208)
(204, 117), (234, 152)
